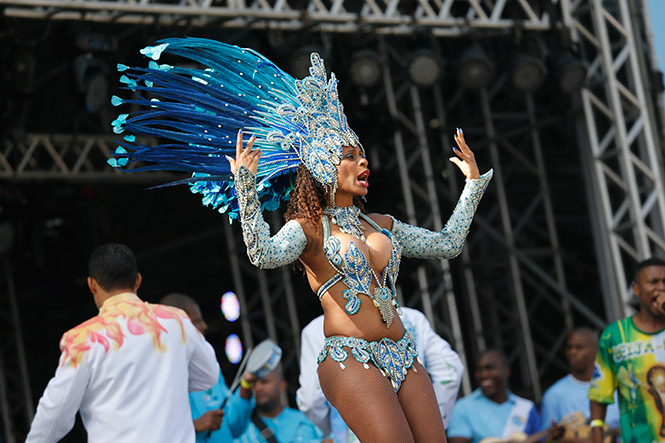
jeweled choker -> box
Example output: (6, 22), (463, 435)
(323, 206), (365, 242)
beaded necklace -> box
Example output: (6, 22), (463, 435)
(323, 206), (366, 242)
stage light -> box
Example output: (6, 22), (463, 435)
(221, 291), (240, 322)
(225, 334), (243, 364)
(349, 50), (382, 88)
(73, 55), (109, 114)
(457, 45), (495, 90)
(510, 53), (548, 93)
(84, 70), (109, 114)
(555, 52), (587, 93)
(407, 50), (444, 88)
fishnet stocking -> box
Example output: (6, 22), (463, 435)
(318, 356), (414, 443)
(318, 355), (447, 443)
(397, 360), (447, 443)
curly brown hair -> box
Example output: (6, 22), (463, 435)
(284, 164), (365, 226)
(284, 164), (327, 228)
(284, 163), (365, 272)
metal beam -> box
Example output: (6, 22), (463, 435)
(0, 134), (182, 183)
(1, 0), (558, 34)
(572, 0), (665, 319)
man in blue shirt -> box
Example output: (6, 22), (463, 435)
(540, 327), (620, 440)
(161, 293), (254, 443)
(448, 349), (540, 443)
(235, 366), (322, 443)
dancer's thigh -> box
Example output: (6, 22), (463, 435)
(318, 356), (415, 443)
(397, 361), (447, 443)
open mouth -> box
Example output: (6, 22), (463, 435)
(357, 170), (370, 187)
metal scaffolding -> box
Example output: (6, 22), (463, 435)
(0, 134), (178, 183)
(1, 0), (561, 34)
(2, 1), (665, 438)
(442, 80), (610, 401)
(569, 0), (665, 320)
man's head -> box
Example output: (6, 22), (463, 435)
(565, 327), (598, 377)
(87, 243), (141, 308)
(632, 257), (665, 318)
(159, 293), (208, 334)
(253, 366), (285, 416)
(474, 349), (510, 401)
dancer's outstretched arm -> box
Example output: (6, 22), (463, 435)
(390, 128), (492, 259)
(230, 130), (307, 269)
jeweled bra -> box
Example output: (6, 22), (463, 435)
(317, 209), (402, 327)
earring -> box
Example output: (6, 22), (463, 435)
(328, 175), (338, 207)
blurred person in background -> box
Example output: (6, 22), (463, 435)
(235, 365), (322, 443)
(540, 327), (620, 442)
(447, 349), (540, 443)
(161, 292), (256, 442)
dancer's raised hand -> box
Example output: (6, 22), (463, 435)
(227, 129), (259, 175)
(449, 128), (480, 180)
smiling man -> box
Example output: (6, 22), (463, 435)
(589, 257), (665, 443)
(447, 349), (540, 443)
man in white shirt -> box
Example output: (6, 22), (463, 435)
(296, 307), (464, 441)
(26, 243), (220, 443)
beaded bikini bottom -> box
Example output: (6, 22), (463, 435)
(317, 332), (421, 393)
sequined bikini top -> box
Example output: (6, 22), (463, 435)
(317, 212), (402, 327)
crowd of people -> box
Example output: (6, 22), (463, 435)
(24, 243), (665, 443)
(24, 39), (665, 442)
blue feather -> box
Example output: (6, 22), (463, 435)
(109, 37), (321, 220)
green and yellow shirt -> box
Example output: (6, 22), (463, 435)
(589, 316), (665, 443)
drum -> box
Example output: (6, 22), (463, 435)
(246, 339), (282, 379)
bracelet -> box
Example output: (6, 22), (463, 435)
(240, 378), (255, 389)
(590, 419), (605, 428)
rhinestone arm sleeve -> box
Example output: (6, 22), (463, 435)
(390, 169), (493, 259)
(234, 165), (307, 269)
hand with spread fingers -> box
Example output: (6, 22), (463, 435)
(449, 128), (480, 180)
(227, 129), (259, 175)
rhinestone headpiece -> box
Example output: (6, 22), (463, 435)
(256, 53), (363, 188)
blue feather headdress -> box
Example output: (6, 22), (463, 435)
(109, 37), (362, 221)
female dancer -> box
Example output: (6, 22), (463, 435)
(111, 38), (492, 442)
